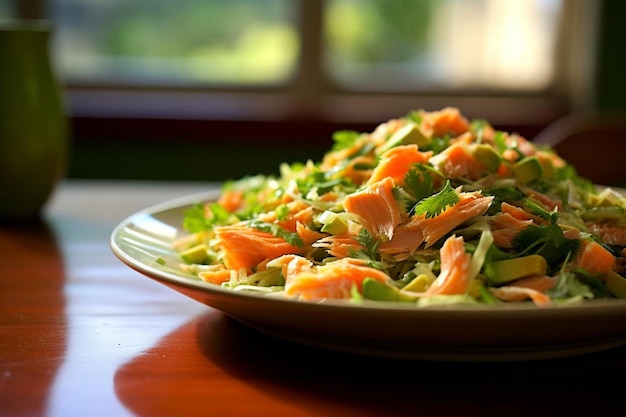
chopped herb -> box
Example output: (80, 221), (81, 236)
(404, 164), (436, 204)
(275, 204), (290, 221)
(183, 202), (231, 233)
(351, 228), (381, 264)
(411, 180), (460, 219)
(296, 171), (349, 196)
(331, 130), (361, 151)
(512, 215), (579, 267)
(470, 119), (490, 144)
(406, 110), (423, 125)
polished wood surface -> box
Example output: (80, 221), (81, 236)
(2, 180), (626, 417)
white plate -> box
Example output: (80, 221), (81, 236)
(110, 191), (626, 362)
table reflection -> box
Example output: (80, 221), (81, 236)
(0, 218), (67, 417)
(115, 308), (626, 417)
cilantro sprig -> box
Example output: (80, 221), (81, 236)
(348, 228), (385, 270)
(411, 180), (460, 219)
(183, 202), (231, 233)
(512, 213), (579, 267)
(331, 130), (361, 151)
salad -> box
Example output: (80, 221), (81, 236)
(174, 107), (626, 307)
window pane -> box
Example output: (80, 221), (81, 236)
(324, 0), (563, 92)
(51, 0), (299, 86)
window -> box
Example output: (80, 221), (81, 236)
(51, 0), (299, 87)
(324, 0), (563, 92)
(3, 0), (599, 126)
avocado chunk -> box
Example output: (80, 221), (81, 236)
(180, 243), (209, 264)
(362, 278), (417, 302)
(472, 144), (501, 172)
(402, 274), (431, 292)
(246, 267), (285, 287)
(380, 122), (430, 153)
(606, 271), (626, 298)
(318, 210), (349, 235)
(512, 156), (543, 184)
(488, 254), (547, 285)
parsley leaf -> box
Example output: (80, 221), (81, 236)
(183, 202), (230, 233)
(352, 228), (381, 263)
(275, 204), (290, 221)
(483, 187), (524, 215)
(406, 110), (423, 125)
(331, 130), (361, 151)
(411, 180), (460, 219)
(296, 170), (349, 196)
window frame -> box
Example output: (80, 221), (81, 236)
(20, 0), (600, 128)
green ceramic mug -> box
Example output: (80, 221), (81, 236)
(0, 21), (69, 220)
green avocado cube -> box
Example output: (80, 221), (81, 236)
(380, 122), (430, 153)
(180, 243), (209, 264)
(489, 254), (547, 285)
(472, 144), (501, 172)
(362, 278), (417, 302)
(512, 157), (543, 184)
(318, 210), (349, 235)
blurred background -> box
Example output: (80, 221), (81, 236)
(2, 0), (624, 182)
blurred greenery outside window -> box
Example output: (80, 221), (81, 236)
(44, 0), (563, 90)
(325, 0), (561, 92)
(3, 0), (597, 123)
(50, 0), (299, 86)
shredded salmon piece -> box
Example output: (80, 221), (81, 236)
(573, 239), (616, 277)
(424, 235), (472, 296)
(586, 222), (626, 247)
(367, 144), (432, 187)
(213, 224), (303, 271)
(378, 222), (425, 259)
(313, 233), (365, 259)
(198, 269), (232, 285)
(378, 190), (492, 258)
(296, 222), (326, 246)
(420, 190), (492, 248)
(489, 286), (553, 307)
(431, 140), (489, 181)
(343, 177), (402, 242)
(501, 202), (543, 223)
(489, 205), (535, 248)
(490, 214), (531, 248)
(418, 190), (493, 248)
(284, 258), (391, 300)
(419, 107), (471, 138)
(217, 189), (244, 212)
(489, 202), (553, 248)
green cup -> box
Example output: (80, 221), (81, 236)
(0, 20), (69, 220)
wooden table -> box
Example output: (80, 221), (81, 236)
(2, 180), (626, 417)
